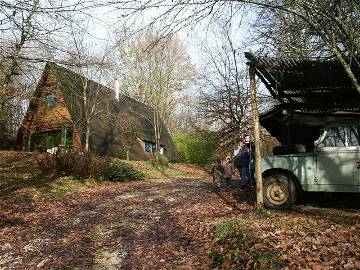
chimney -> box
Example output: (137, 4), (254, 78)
(114, 79), (120, 100)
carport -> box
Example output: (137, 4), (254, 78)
(244, 52), (360, 206)
(245, 52), (360, 146)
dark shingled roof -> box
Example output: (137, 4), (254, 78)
(245, 52), (360, 113)
(47, 62), (177, 158)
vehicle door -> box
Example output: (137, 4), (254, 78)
(315, 126), (360, 192)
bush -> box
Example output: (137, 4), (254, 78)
(173, 131), (217, 164)
(148, 152), (170, 167)
(104, 162), (146, 181)
(37, 152), (146, 182)
(0, 136), (13, 150)
(37, 151), (106, 178)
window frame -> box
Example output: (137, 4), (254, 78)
(45, 93), (57, 108)
(317, 125), (360, 148)
(144, 141), (156, 153)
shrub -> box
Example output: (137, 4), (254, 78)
(37, 151), (106, 178)
(104, 162), (146, 181)
(173, 131), (217, 164)
(148, 152), (170, 167)
(0, 137), (13, 150)
(37, 152), (146, 181)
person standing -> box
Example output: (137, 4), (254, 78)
(222, 156), (233, 187)
(234, 139), (250, 187)
(233, 140), (241, 157)
(244, 135), (255, 186)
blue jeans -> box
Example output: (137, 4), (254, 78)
(239, 166), (250, 186)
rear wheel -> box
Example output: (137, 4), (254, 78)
(263, 173), (296, 209)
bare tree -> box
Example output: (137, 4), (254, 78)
(0, 0), (42, 143)
(168, 94), (202, 133)
(107, 0), (359, 92)
(0, 0), (110, 144)
(199, 23), (250, 145)
(112, 27), (195, 151)
(106, 110), (139, 160)
(64, 26), (113, 151)
(197, 20), (273, 152)
(252, 1), (360, 61)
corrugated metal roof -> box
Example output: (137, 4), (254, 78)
(245, 52), (360, 113)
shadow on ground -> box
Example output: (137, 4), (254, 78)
(298, 192), (360, 210)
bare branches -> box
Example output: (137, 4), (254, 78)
(111, 26), (195, 150)
(249, 0), (360, 91)
(107, 0), (359, 92)
(0, 0), (110, 141)
(197, 20), (251, 148)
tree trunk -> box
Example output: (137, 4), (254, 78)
(331, 46), (360, 94)
(249, 65), (264, 209)
(154, 110), (161, 152)
(85, 122), (90, 152)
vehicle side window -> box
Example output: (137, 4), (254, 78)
(348, 126), (360, 146)
(318, 126), (360, 147)
(319, 127), (346, 147)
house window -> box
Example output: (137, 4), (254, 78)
(144, 141), (156, 153)
(45, 93), (57, 108)
(62, 127), (73, 146)
(28, 127), (73, 152)
(29, 129), (62, 152)
(144, 142), (166, 154)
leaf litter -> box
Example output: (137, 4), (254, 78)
(0, 151), (359, 269)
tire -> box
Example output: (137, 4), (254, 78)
(263, 173), (296, 209)
(272, 144), (306, 155)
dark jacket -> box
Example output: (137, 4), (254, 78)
(245, 142), (255, 160)
(235, 145), (250, 168)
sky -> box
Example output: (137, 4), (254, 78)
(82, 3), (256, 69)
(80, 5), (270, 107)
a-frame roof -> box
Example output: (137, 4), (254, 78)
(45, 62), (169, 145)
(17, 62), (178, 159)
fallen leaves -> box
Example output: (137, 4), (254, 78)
(0, 151), (360, 269)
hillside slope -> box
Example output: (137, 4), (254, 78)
(0, 151), (209, 202)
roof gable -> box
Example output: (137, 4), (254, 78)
(45, 62), (169, 145)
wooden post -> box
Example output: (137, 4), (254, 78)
(249, 65), (264, 209)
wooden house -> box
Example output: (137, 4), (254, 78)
(16, 63), (178, 160)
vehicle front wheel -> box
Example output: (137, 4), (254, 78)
(263, 174), (296, 209)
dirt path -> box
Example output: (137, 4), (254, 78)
(0, 177), (255, 269)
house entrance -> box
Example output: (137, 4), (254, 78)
(28, 127), (72, 152)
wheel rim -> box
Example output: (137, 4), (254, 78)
(266, 181), (289, 205)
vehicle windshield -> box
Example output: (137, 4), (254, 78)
(316, 126), (360, 147)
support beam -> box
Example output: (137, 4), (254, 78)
(249, 65), (264, 209)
